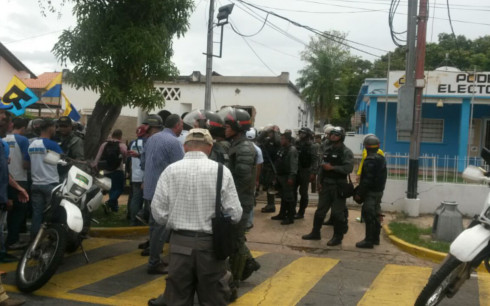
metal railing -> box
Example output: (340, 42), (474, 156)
(354, 154), (487, 184)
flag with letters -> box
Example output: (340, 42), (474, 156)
(1, 75), (39, 116)
(42, 72), (62, 98)
(61, 91), (81, 121)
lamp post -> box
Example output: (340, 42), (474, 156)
(204, 3), (234, 111)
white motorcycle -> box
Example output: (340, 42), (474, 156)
(16, 152), (111, 292)
(416, 148), (490, 306)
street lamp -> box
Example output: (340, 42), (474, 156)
(204, 3), (234, 111)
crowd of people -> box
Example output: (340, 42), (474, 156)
(0, 104), (388, 305)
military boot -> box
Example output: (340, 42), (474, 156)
(271, 204), (286, 220)
(241, 257), (261, 281)
(327, 221), (344, 246)
(261, 194), (276, 213)
(356, 222), (374, 249)
(373, 220), (381, 245)
(302, 216), (323, 240)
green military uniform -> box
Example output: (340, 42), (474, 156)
(356, 152), (387, 247)
(228, 135), (257, 283)
(312, 142), (354, 243)
(58, 132), (84, 179)
(257, 130), (280, 212)
(209, 139), (231, 168)
(274, 143), (298, 223)
(295, 138), (318, 217)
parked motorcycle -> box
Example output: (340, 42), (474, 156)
(16, 152), (111, 292)
(415, 147), (490, 306)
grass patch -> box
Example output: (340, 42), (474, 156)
(90, 204), (132, 227)
(389, 222), (450, 253)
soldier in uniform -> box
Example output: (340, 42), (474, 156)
(302, 127), (354, 246)
(354, 135), (387, 248)
(271, 132), (298, 224)
(220, 107), (260, 289)
(294, 127), (318, 219)
(257, 126), (280, 213)
(57, 116), (84, 180)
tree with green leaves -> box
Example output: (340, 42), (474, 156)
(51, 0), (194, 158)
(297, 31), (351, 124)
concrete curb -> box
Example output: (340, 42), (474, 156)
(89, 226), (149, 238)
(383, 224), (446, 263)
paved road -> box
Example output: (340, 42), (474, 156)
(2, 206), (484, 305)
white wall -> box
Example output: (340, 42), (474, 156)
(377, 179), (488, 216)
(0, 57), (31, 93)
(154, 82), (311, 131)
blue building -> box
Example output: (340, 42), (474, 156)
(354, 67), (490, 171)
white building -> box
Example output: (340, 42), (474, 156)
(152, 71), (313, 132)
(0, 42), (36, 93)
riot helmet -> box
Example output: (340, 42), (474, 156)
(363, 134), (380, 150)
(329, 126), (345, 142)
(324, 124), (334, 135)
(218, 107), (252, 132)
(246, 127), (257, 140)
(183, 109), (210, 129)
(143, 114), (164, 129)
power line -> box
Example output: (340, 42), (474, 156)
(235, 0), (387, 57)
(229, 14), (270, 37)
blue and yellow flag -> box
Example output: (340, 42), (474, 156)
(61, 91), (81, 121)
(1, 75), (39, 116)
(42, 72), (62, 98)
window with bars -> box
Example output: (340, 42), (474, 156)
(156, 87), (181, 101)
(397, 118), (444, 143)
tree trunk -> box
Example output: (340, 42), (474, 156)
(84, 99), (122, 159)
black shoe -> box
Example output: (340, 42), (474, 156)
(302, 232), (321, 240)
(323, 219), (334, 226)
(141, 247), (150, 256)
(147, 262), (169, 275)
(271, 214), (285, 220)
(261, 206), (276, 213)
(138, 240), (150, 250)
(327, 236), (342, 246)
(281, 219), (294, 225)
(241, 258), (261, 281)
(148, 298), (165, 306)
(355, 240), (374, 249)
(373, 239), (380, 245)
(294, 213), (304, 219)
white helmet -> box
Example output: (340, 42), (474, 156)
(246, 127), (257, 140)
(324, 124), (334, 134)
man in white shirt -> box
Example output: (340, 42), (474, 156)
(150, 128), (242, 306)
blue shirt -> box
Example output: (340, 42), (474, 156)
(143, 129), (184, 200)
(0, 140), (9, 203)
(27, 138), (63, 185)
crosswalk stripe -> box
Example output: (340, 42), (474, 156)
(478, 272), (490, 306)
(109, 251), (269, 305)
(1, 237), (123, 273)
(233, 256), (339, 305)
(358, 264), (432, 305)
(38, 250), (147, 294)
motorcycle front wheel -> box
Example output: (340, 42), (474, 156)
(16, 223), (67, 292)
(415, 255), (467, 306)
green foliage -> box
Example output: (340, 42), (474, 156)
(52, 0), (194, 108)
(389, 222), (450, 253)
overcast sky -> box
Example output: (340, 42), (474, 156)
(2, 0), (490, 84)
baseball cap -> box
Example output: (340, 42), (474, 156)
(185, 128), (213, 146)
(58, 116), (73, 126)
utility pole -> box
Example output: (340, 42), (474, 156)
(406, 0), (428, 199)
(204, 0), (215, 111)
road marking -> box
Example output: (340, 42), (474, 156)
(109, 251), (268, 305)
(233, 256), (339, 305)
(39, 250), (147, 293)
(478, 272), (490, 306)
(1, 237), (123, 273)
(358, 264), (432, 306)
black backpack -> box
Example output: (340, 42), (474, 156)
(101, 141), (122, 171)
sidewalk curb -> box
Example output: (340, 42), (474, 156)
(383, 224), (447, 263)
(89, 226), (149, 238)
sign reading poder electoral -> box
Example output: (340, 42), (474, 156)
(388, 70), (490, 97)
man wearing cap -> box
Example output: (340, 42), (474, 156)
(127, 124), (148, 226)
(149, 128), (242, 306)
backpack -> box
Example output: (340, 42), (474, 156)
(101, 141), (122, 171)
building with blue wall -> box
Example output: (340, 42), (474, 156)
(354, 67), (490, 171)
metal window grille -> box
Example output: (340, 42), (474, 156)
(397, 118), (444, 143)
(156, 87), (181, 101)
